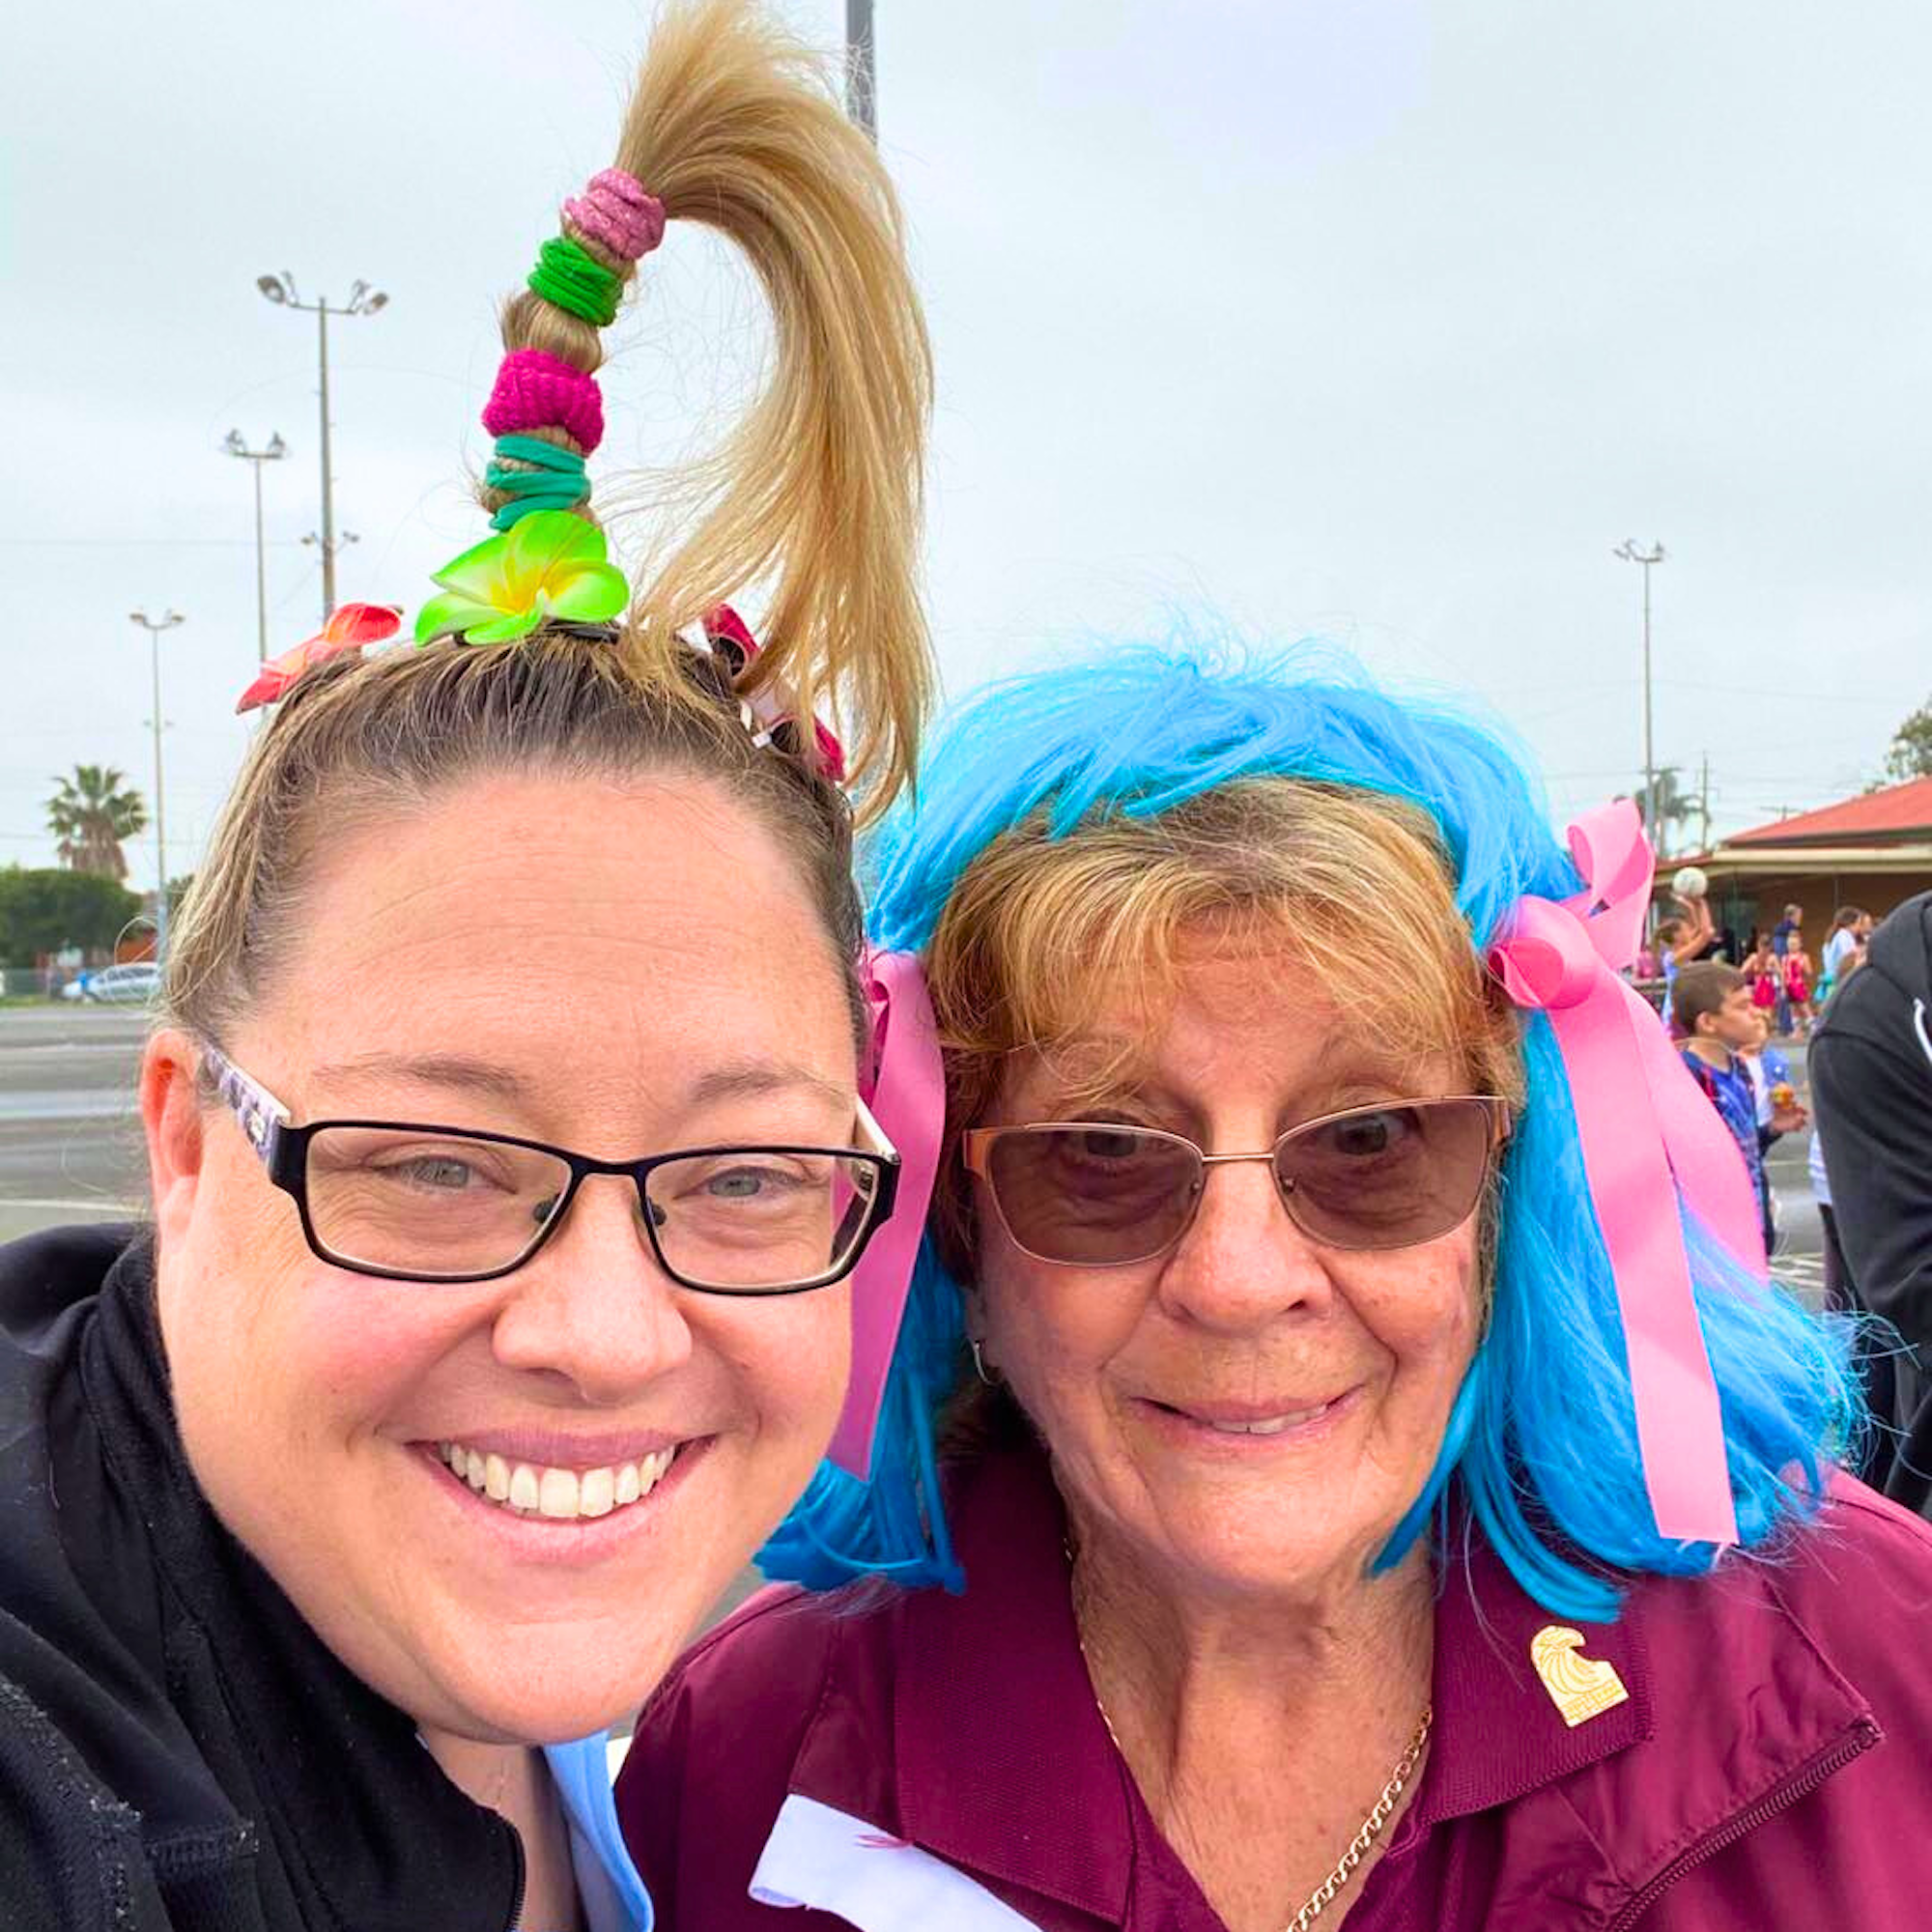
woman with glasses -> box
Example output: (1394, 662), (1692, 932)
(0, 6), (932, 1929)
(620, 642), (1932, 1929)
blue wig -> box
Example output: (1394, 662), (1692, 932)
(760, 636), (1860, 1622)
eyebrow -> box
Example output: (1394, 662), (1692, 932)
(308, 1052), (848, 1112)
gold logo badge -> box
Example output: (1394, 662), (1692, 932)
(1530, 1625), (1631, 1727)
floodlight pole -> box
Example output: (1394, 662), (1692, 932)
(1614, 540), (1666, 837)
(256, 274), (388, 626)
(128, 611), (185, 961)
(223, 431), (286, 662)
(846, 0), (876, 138)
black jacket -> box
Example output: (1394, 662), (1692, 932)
(0, 1223), (526, 1931)
(1811, 891), (1932, 1518)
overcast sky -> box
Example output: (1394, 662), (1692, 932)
(5, 0), (1930, 891)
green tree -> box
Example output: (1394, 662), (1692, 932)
(1884, 697), (1932, 782)
(0, 867), (142, 965)
(45, 765), (148, 881)
(1633, 765), (1695, 858)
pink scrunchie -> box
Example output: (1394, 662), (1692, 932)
(563, 169), (667, 264)
(481, 349), (605, 454)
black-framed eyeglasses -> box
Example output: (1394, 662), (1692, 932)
(961, 1096), (1510, 1268)
(202, 1045), (900, 1293)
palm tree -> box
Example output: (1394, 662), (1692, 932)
(46, 765), (148, 881)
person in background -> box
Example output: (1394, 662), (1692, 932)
(1783, 939), (1816, 1037)
(1770, 902), (1804, 1034)
(1817, 906), (1870, 1009)
(1673, 962), (1802, 1256)
(1812, 890), (1932, 1520)
(1809, 952), (1896, 1489)
(1743, 940), (1779, 1031)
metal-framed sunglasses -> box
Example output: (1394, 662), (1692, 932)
(962, 1095), (1511, 1268)
(202, 1045), (900, 1293)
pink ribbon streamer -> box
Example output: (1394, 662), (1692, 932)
(827, 950), (945, 1479)
(1491, 800), (1762, 1547)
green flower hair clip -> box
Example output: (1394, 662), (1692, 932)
(414, 510), (629, 646)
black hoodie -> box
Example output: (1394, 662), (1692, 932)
(0, 1221), (525, 1931)
(1811, 890), (1932, 1519)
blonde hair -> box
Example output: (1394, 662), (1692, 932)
(166, 0), (930, 1045)
(922, 778), (1525, 1266)
(488, 0), (932, 812)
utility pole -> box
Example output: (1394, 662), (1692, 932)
(1613, 540), (1666, 838)
(222, 430), (287, 662)
(255, 274), (388, 626)
(1697, 752), (1712, 854)
(128, 611), (185, 961)
(846, 0), (876, 138)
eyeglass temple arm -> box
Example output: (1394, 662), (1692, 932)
(198, 1043), (293, 1172)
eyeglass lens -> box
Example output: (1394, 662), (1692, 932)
(982, 1099), (1494, 1265)
(301, 1127), (877, 1288)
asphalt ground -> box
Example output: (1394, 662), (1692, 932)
(0, 1005), (1829, 1281)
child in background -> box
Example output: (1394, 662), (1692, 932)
(1784, 942), (1815, 1036)
(1743, 942), (1779, 1029)
(1673, 961), (1804, 1256)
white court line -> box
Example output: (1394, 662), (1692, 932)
(1, 1198), (142, 1214)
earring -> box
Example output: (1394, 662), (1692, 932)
(967, 1335), (998, 1386)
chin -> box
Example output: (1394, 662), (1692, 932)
(432, 1636), (678, 1747)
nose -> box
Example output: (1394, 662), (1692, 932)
(1154, 1154), (1337, 1334)
(489, 1173), (694, 1404)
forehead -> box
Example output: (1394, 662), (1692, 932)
(242, 772), (855, 1123)
(1016, 937), (1458, 1106)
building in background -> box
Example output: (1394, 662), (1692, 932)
(1655, 776), (1932, 954)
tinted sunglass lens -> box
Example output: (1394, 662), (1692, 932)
(1274, 1100), (1492, 1250)
(989, 1127), (1200, 1264)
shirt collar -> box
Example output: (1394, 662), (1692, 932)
(893, 1441), (1136, 1921)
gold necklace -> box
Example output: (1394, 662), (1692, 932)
(1065, 1541), (1432, 1932)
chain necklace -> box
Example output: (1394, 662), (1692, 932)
(1065, 1540), (1432, 1932)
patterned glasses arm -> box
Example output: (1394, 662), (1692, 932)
(198, 1044), (294, 1171)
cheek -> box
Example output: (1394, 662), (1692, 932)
(698, 1284), (853, 1444)
(978, 1245), (1142, 1415)
(1346, 1227), (1483, 1383)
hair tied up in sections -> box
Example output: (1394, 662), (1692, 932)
(166, 0), (931, 1052)
(473, 0), (932, 815)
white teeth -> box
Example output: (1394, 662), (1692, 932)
(436, 1440), (680, 1520)
(1204, 1405), (1328, 1436)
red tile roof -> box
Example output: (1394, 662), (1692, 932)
(1729, 776), (1932, 846)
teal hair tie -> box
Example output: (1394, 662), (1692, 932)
(485, 433), (589, 527)
(490, 496), (586, 531)
(527, 236), (621, 327)
(491, 434), (587, 476)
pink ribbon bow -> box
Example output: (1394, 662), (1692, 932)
(827, 949), (945, 1479)
(1491, 801), (1764, 1547)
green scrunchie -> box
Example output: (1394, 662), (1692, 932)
(491, 434), (588, 476)
(485, 434), (589, 528)
(527, 236), (622, 327)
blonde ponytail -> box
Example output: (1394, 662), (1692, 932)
(486, 0), (932, 814)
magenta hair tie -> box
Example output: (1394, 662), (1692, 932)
(563, 169), (667, 265)
(481, 349), (605, 454)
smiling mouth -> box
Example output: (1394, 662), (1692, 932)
(1151, 1393), (1350, 1436)
(435, 1440), (679, 1520)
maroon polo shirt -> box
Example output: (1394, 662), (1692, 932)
(620, 1440), (1932, 1929)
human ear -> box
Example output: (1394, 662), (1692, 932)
(141, 1029), (207, 1251)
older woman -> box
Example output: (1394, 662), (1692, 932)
(0, 6), (935, 1928)
(621, 642), (1932, 1930)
